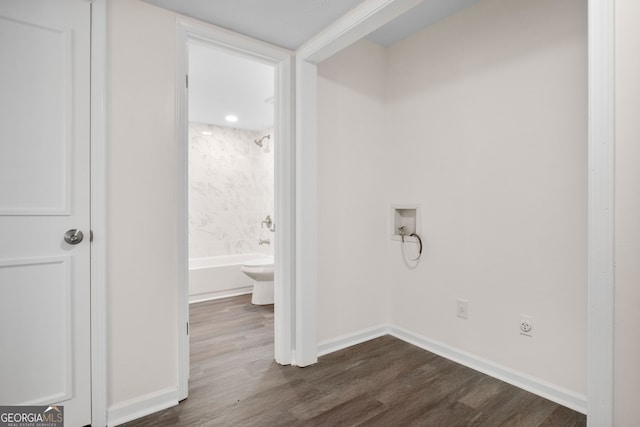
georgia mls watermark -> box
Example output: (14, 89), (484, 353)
(0, 406), (63, 427)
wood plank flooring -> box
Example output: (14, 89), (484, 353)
(122, 295), (586, 426)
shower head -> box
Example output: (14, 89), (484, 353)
(254, 135), (270, 147)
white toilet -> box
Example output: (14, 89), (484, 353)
(241, 256), (274, 305)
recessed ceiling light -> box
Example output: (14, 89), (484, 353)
(201, 131), (212, 136)
(225, 114), (238, 123)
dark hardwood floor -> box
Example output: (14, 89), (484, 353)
(122, 295), (586, 426)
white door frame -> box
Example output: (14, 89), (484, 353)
(294, 0), (615, 424)
(585, 0), (615, 424)
(90, 0), (108, 426)
(175, 17), (296, 399)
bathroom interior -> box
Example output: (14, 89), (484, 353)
(187, 43), (276, 308)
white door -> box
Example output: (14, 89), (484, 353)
(0, 1), (91, 426)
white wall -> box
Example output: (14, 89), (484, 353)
(317, 39), (389, 343)
(614, 0), (640, 424)
(386, 0), (587, 395)
(107, 0), (179, 416)
(317, 0), (587, 399)
(189, 123), (274, 259)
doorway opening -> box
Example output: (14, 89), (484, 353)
(187, 43), (276, 305)
(176, 20), (296, 400)
(186, 42), (277, 394)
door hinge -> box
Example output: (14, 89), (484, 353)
(185, 75), (188, 89)
(186, 322), (189, 335)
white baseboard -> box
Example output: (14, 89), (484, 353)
(189, 287), (252, 304)
(317, 325), (588, 414)
(107, 386), (178, 427)
(318, 325), (390, 357)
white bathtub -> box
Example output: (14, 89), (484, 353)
(189, 254), (264, 303)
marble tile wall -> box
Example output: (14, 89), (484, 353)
(189, 123), (274, 258)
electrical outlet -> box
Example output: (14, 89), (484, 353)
(456, 299), (468, 319)
(520, 315), (533, 337)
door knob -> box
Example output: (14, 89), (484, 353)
(64, 229), (84, 245)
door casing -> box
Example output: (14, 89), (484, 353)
(175, 17), (296, 399)
(90, 1), (108, 426)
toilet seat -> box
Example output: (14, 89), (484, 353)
(242, 256), (274, 268)
(241, 256), (274, 283)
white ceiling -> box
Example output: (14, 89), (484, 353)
(152, 0), (482, 130)
(368, 0), (481, 46)
(145, 0), (366, 50)
(189, 43), (274, 130)
(145, 0), (480, 50)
